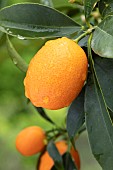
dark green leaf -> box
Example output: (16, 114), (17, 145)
(108, 108), (113, 120)
(78, 36), (88, 47)
(0, 3), (81, 39)
(99, 0), (113, 17)
(36, 107), (55, 124)
(86, 35), (113, 169)
(47, 141), (64, 170)
(85, 70), (113, 170)
(6, 35), (28, 72)
(67, 88), (85, 144)
(51, 166), (57, 170)
(94, 54), (113, 112)
(91, 14), (113, 58)
(84, 0), (99, 19)
(62, 152), (77, 170)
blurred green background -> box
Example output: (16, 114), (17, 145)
(0, 0), (101, 169)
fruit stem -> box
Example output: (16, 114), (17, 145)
(87, 33), (93, 63)
(46, 127), (67, 141)
(74, 26), (96, 43)
(46, 127), (66, 135)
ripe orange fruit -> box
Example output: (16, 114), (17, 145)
(71, 147), (80, 170)
(38, 140), (80, 170)
(24, 37), (88, 110)
(16, 126), (46, 156)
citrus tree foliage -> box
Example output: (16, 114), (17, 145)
(0, 0), (113, 170)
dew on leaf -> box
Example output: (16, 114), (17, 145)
(17, 35), (25, 40)
(13, 59), (17, 65)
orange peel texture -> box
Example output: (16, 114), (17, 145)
(24, 37), (88, 110)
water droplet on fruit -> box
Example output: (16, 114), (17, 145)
(43, 96), (49, 104)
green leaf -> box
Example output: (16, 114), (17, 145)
(108, 108), (113, 120)
(84, 0), (99, 19)
(47, 141), (64, 170)
(67, 88), (85, 144)
(91, 14), (113, 58)
(94, 54), (113, 112)
(51, 152), (77, 170)
(99, 0), (113, 17)
(0, 3), (81, 39)
(78, 36), (88, 47)
(85, 71), (113, 170)
(6, 35), (28, 72)
(51, 167), (57, 170)
(62, 152), (77, 170)
(86, 35), (113, 169)
(36, 107), (55, 124)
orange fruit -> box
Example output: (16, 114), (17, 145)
(38, 140), (80, 170)
(24, 37), (88, 110)
(71, 147), (80, 170)
(16, 126), (46, 156)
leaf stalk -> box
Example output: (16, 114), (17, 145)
(74, 26), (96, 43)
